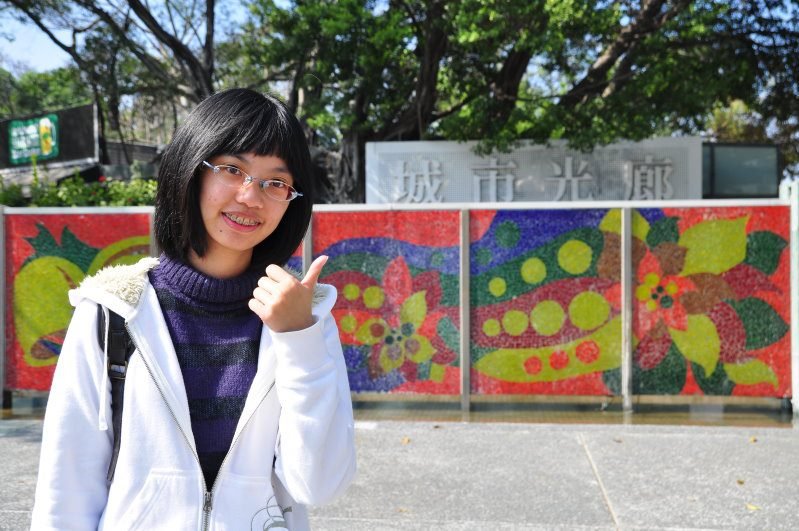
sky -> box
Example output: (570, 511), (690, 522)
(0, 2), (254, 75)
(0, 17), (72, 73)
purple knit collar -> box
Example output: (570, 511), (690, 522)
(151, 254), (262, 304)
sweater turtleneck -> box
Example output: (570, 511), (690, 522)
(150, 253), (262, 304)
(149, 255), (264, 488)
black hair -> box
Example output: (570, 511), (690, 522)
(153, 88), (313, 270)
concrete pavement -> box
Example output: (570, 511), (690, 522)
(1, 418), (797, 530)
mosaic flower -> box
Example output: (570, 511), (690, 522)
(356, 291), (435, 379)
(334, 256), (457, 383)
(635, 250), (693, 332)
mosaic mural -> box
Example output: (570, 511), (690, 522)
(470, 209), (622, 395)
(5, 213), (151, 390)
(469, 207), (791, 397)
(2, 205), (793, 399)
(614, 206), (791, 397)
(314, 211), (462, 394)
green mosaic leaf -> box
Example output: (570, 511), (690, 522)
(691, 361), (735, 396)
(646, 216), (679, 249)
(437, 316), (460, 352)
(439, 274), (460, 306)
(744, 231), (787, 275)
(729, 298), (789, 350)
(417, 360), (432, 380)
(669, 315), (720, 378)
(724, 360), (778, 388)
(22, 223), (60, 267)
(22, 223), (99, 271)
(60, 227), (99, 272)
(679, 217), (748, 275)
(602, 368), (621, 396)
(633, 343), (687, 395)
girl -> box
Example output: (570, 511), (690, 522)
(31, 88), (356, 530)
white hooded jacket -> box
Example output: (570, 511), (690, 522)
(30, 257), (356, 531)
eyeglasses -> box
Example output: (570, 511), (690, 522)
(201, 160), (303, 202)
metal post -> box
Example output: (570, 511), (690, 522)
(460, 209), (471, 416)
(303, 213), (314, 275)
(790, 182), (799, 418)
(0, 205), (7, 409)
(620, 207), (634, 413)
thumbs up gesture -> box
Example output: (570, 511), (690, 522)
(249, 255), (328, 333)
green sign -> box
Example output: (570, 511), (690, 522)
(9, 114), (59, 165)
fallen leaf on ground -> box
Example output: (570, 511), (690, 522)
(737, 479), (745, 486)
(746, 503), (761, 512)
(401, 436), (411, 445)
(749, 436), (758, 443)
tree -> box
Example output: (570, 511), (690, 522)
(2, 0), (217, 103)
(1, 0), (222, 158)
(241, 0), (799, 202)
(0, 66), (92, 118)
(5, 0), (798, 201)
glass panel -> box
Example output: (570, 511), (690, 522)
(313, 210), (461, 395)
(711, 146), (778, 197)
(470, 209), (621, 396)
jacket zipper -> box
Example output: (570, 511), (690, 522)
(129, 326), (211, 530)
(128, 324), (276, 531)
(203, 380), (276, 530)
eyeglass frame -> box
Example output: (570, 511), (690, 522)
(201, 160), (303, 202)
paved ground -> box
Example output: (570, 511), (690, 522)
(1, 418), (797, 530)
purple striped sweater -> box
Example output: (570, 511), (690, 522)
(149, 255), (263, 488)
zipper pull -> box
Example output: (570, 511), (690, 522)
(204, 491), (213, 513)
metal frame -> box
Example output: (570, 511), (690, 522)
(0, 205), (6, 407)
(791, 182), (799, 417)
(459, 209), (471, 415)
(620, 208), (634, 412)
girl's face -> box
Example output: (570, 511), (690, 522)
(192, 152), (293, 278)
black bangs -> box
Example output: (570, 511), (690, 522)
(205, 91), (309, 194)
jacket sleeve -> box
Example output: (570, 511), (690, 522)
(30, 300), (113, 530)
(270, 309), (357, 506)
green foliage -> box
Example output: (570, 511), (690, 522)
(0, 180), (27, 206)
(5, 0), (799, 200)
(0, 66), (91, 118)
(2, 167), (157, 208)
(105, 177), (157, 206)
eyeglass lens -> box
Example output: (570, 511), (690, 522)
(206, 162), (299, 201)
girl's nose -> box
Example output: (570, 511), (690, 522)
(236, 178), (263, 206)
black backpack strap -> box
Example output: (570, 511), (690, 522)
(97, 305), (134, 482)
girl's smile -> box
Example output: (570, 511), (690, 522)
(222, 211), (263, 230)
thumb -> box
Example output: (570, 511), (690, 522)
(302, 255), (328, 288)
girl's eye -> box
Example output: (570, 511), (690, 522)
(270, 181), (288, 189)
(223, 165), (242, 176)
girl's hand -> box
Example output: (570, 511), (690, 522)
(249, 255), (328, 332)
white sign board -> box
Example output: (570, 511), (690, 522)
(366, 137), (703, 203)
